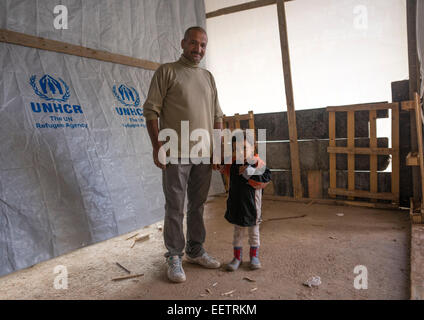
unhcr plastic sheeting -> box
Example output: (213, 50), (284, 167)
(0, 0), (218, 277)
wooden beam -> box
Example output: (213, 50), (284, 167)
(347, 111), (355, 200)
(329, 111), (336, 198)
(328, 188), (396, 201)
(0, 29), (160, 71)
(414, 92), (424, 215)
(327, 147), (394, 155)
(391, 103), (400, 205)
(369, 110), (378, 202)
(407, 0), (421, 202)
(206, 0), (293, 19)
(326, 102), (397, 112)
(276, 0), (302, 199)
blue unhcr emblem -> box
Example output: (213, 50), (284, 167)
(30, 74), (70, 102)
(113, 84), (140, 107)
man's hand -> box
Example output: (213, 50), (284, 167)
(153, 144), (166, 170)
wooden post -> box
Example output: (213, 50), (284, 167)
(369, 110), (378, 202)
(391, 104), (400, 205)
(329, 111), (336, 198)
(347, 111), (355, 200)
(413, 93), (424, 215)
(407, 0), (421, 201)
(276, 0), (303, 199)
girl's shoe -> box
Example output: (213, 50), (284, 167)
(249, 247), (261, 270)
(226, 257), (242, 271)
(226, 247), (242, 271)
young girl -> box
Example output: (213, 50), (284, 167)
(219, 132), (271, 271)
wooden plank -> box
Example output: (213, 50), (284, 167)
(347, 111), (355, 200)
(206, 0), (293, 19)
(276, 0), (302, 199)
(407, 0), (421, 202)
(414, 92), (424, 215)
(307, 170), (322, 199)
(392, 103), (400, 205)
(254, 108), (388, 141)
(326, 102), (397, 112)
(370, 110), (378, 202)
(260, 194), (400, 210)
(401, 100), (415, 111)
(267, 138), (390, 171)
(326, 147), (393, 155)
(234, 113), (241, 129)
(0, 29), (160, 71)
(328, 188), (396, 201)
(329, 111), (336, 198)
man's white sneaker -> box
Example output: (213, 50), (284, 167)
(186, 252), (221, 269)
(167, 255), (186, 283)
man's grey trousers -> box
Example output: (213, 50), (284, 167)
(162, 163), (212, 258)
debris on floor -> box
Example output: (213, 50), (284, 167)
(125, 233), (139, 241)
(115, 262), (131, 274)
(205, 288), (212, 294)
(250, 287), (258, 293)
(303, 276), (321, 288)
(221, 289), (236, 296)
(130, 234), (150, 248)
(336, 213), (344, 217)
(212, 282), (218, 287)
(243, 276), (256, 282)
(263, 214), (307, 222)
(329, 236), (337, 240)
(111, 273), (144, 281)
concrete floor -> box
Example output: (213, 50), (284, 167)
(0, 195), (411, 300)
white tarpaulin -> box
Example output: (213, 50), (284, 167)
(0, 0), (214, 277)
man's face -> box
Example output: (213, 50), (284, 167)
(181, 30), (208, 64)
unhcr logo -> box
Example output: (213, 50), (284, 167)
(29, 74), (83, 115)
(113, 84), (145, 127)
(30, 74), (70, 102)
(113, 84), (140, 107)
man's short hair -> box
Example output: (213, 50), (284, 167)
(184, 26), (207, 40)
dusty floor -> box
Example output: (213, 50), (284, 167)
(0, 195), (411, 300)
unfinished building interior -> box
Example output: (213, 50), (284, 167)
(0, 0), (423, 300)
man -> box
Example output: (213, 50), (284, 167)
(143, 26), (224, 283)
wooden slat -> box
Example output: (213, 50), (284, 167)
(329, 111), (336, 198)
(0, 29), (160, 71)
(401, 100), (415, 110)
(206, 0), (293, 19)
(347, 111), (355, 200)
(414, 92), (424, 214)
(326, 102), (397, 112)
(276, 0), (302, 199)
(391, 103), (400, 205)
(328, 188), (396, 201)
(326, 147), (393, 155)
(370, 110), (378, 202)
(307, 170), (322, 199)
(234, 113), (241, 129)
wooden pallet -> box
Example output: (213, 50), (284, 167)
(326, 102), (400, 205)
